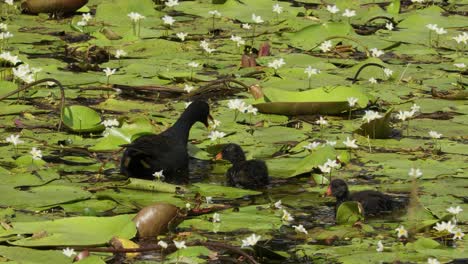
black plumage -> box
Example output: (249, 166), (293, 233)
(326, 179), (407, 216)
(120, 101), (211, 184)
(216, 144), (269, 189)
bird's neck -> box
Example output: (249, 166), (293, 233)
(337, 191), (351, 203)
(163, 113), (197, 142)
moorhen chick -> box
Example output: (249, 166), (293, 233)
(120, 101), (211, 184)
(325, 179), (407, 216)
(215, 143), (270, 189)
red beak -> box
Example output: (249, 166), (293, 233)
(215, 152), (223, 160)
(325, 185), (333, 196)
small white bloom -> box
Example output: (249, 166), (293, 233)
(227, 99), (246, 111)
(370, 48), (384, 58)
(252, 14), (264, 24)
(158, 240), (168, 249)
(326, 140), (336, 147)
(165, 0), (179, 8)
(428, 131), (442, 139)
(102, 119), (119, 128)
(454, 63), (466, 69)
(103, 67), (116, 77)
(383, 68), (393, 77)
(0, 23), (7, 30)
(162, 15), (175, 26)
(208, 10), (221, 17)
(315, 116), (328, 126)
(433, 221), (448, 232)
(173, 240), (187, 249)
(435, 27), (447, 35)
(274, 200), (282, 209)
(115, 49), (127, 59)
(200, 40), (215, 54)
(212, 212), (221, 223)
(152, 169), (164, 180)
(188, 61), (200, 68)
(412, 0), (426, 2)
(369, 77), (378, 84)
(272, 4), (283, 14)
(376, 240), (384, 252)
(303, 142), (321, 150)
(292, 225), (308, 234)
(0, 51), (21, 65)
(242, 23), (251, 30)
(343, 137), (358, 149)
(127, 12), (145, 22)
(347, 97), (358, 107)
(325, 158), (339, 169)
(426, 24), (438, 31)
(445, 221), (456, 233)
(268, 58), (286, 70)
(6, 134), (24, 146)
(185, 203), (191, 209)
(410, 103), (420, 113)
(319, 40), (332, 53)
(246, 105), (258, 115)
(176, 32), (188, 41)
(408, 168), (423, 179)
(326, 5), (340, 14)
(281, 209), (294, 223)
(318, 164), (331, 174)
(385, 22), (394, 31)
(396, 110), (414, 121)
(452, 229), (465, 240)
(446, 206), (463, 215)
(342, 9), (356, 18)
(304, 66), (320, 78)
(82, 13), (92, 22)
(452, 32), (468, 44)
(241, 234), (261, 248)
(362, 110), (382, 123)
(210, 119), (221, 129)
(5, 0), (14, 6)
(230, 35), (245, 47)
(208, 130), (226, 141)
(427, 258), (440, 264)
(77, 20), (87, 27)
(62, 248), (76, 258)
(205, 196), (213, 204)
(184, 84), (195, 93)
(395, 225), (408, 238)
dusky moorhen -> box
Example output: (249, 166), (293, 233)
(326, 179), (407, 216)
(120, 101), (211, 183)
(215, 143), (269, 189)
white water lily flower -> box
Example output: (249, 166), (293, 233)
(342, 9), (356, 18)
(408, 168), (423, 179)
(304, 66), (320, 78)
(385, 22), (394, 31)
(241, 234), (261, 248)
(176, 32), (188, 41)
(208, 130), (226, 141)
(292, 225), (308, 234)
(103, 67), (116, 77)
(12, 64), (34, 83)
(452, 32), (468, 44)
(115, 49), (127, 59)
(303, 142), (321, 150)
(252, 14), (264, 24)
(347, 97), (358, 107)
(281, 209), (294, 223)
(212, 212), (221, 223)
(318, 164), (331, 174)
(452, 229), (465, 240)
(0, 23), (7, 30)
(162, 15), (175, 26)
(343, 137), (358, 149)
(5, 0), (13, 5)
(188, 61), (200, 68)
(0, 31), (13, 40)
(268, 58), (285, 70)
(152, 170), (164, 180)
(272, 4), (283, 14)
(362, 110), (382, 123)
(396, 110), (414, 121)
(315, 116), (328, 126)
(102, 119), (119, 128)
(200, 40), (216, 54)
(82, 13), (92, 22)
(165, 0), (179, 7)
(427, 258), (440, 264)
(435, 27), (447, 35)
(173, 240), (187, 249)
(395, 226), (408, 238)
(410, 103), (420, 113)
(185, 203), (191, 209)
(326, 5), (339, 14)
(5, 134), (23, 146)
(446, 206), (463, 215)
(433, 221), (448, 232)
(370, 48), (384, 58)
(184, 84), (195, 93)
(242, 23), (251, 30)
(376, 240), (384, 252)
(128, 12), (145, 22)
(428, 131), (442, 139)
(454, 63), (466, 69)
(158, 240), (168, 249)
(274, 200), (282, 209)
(383, 68), (393, 77)
(210, 119), (221, 129)
(208, 10), (221, 17)
(30, 147), (42, 160)
(326, 140), (337, 147)
(230, 35), (245, 47)
(369, 77), (378, 84)
(0, 51), (21, 65)
(205, 196), (213, 204)
(325, 159), (339, 169)
(77, 20), (87, 27)
(426, 24), (438, 31)
(246, 105), (258, 115)
(62, 248), (76, 257)
(227, 99), (245, 111)
(319, 40), (332, 53)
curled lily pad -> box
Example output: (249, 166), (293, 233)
(355, 108), (393, 139)
(62, 105), (104, 133)
(132, 203), (184, 238)
(336, 201), (365, 225)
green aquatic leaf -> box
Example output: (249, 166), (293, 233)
(336, 201), (365, 225)
(62, 105), (104, 133)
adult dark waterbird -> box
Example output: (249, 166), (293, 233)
(215, 143), (270, 189)
(120, 101), (212, 184)
(325, 179), (407, 216)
